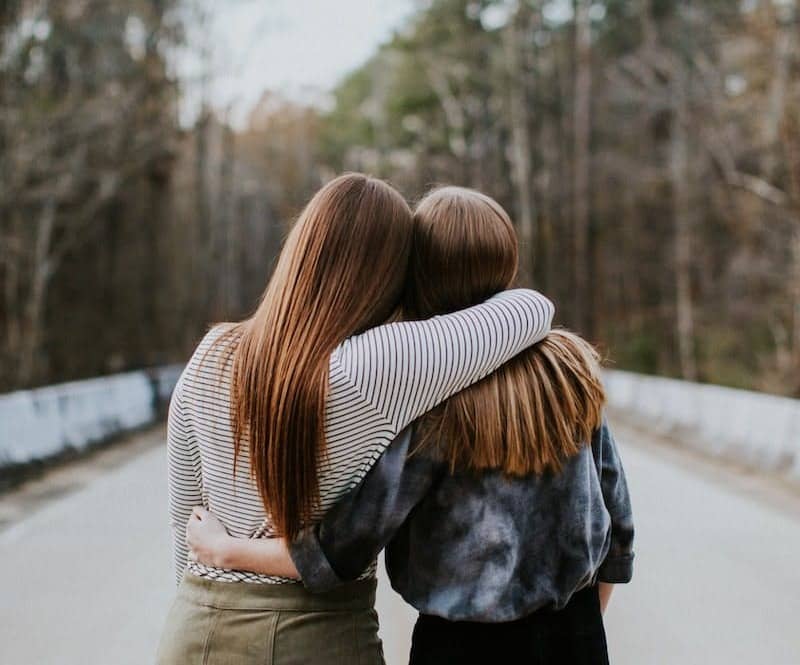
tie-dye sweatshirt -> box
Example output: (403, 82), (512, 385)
(290, 419), (634, 622)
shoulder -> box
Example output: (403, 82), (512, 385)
(181, 324), (239, 386)
(195, 323), (238, 359)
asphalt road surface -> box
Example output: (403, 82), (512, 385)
(1, 422), (798, 664)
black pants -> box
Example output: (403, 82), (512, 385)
(408, 585), (609, 665)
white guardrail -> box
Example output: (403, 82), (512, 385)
(1, 366), (799, 483)
(0, 365), (183, 469)
(604, 370), (800, 482)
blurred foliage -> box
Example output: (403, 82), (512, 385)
(1, 0), (799, 398)
(312, 0), (800, 396)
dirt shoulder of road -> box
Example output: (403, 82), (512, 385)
(0, 425), (165, 533)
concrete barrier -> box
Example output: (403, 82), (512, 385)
(604, 370), (800, 482)
(3, 365), (799, 484)
(149, 365), (184, 412)
(0, 365), (183, 469)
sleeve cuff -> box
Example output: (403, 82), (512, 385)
(597, 553), (634, 584)
(289, 529), (346, 593)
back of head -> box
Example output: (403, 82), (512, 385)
(227, 173), (413, 538)
(405, 186), (518, 318)
(410, 187), (605, 475)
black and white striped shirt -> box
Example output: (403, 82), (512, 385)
(166, 289), (554, 584)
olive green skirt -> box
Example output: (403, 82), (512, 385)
(157, 573), (384, 665)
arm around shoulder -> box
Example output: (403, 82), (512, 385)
(333, 289), (555, 431)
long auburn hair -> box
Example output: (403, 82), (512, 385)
(409, 187), (606, 476)
(221, 173), (413, 539)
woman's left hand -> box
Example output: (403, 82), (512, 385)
(186, 507), (233, 568)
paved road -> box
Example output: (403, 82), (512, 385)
(1, 423), (798, 664)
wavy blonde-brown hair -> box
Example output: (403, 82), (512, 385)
(409, 187), (605, 475)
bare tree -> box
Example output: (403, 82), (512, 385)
(573, 0), (592, 334)
(503, 2), (538, 281)
(669, 56), (698, 382)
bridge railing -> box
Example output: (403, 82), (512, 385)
(0, 365), (182, 469)
(605, 370), (800, 483)
(2, 366), (799, 486)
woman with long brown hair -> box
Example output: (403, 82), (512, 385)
(156, 175), (555, 664)
(186, 186), (634, 665)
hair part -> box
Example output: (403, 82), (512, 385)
(405, 186), (518, 318)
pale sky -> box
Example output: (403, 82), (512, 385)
(178, 0), (416, 127)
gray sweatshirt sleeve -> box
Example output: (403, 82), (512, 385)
(290, 427), (441, 592)
(594, 420), (635, 583)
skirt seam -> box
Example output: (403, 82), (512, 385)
(201, 608), (221, 665)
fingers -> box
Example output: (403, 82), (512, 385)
(191, 506), (209, 520)
(186, 518), (199, 542)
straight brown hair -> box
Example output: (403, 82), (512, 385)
(409, 187), (605, 475)
(220, 174), (413, 538)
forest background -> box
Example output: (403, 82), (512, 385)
(2, 0), (798, 397)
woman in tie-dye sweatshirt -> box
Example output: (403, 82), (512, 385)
(186, 186), (634, 665)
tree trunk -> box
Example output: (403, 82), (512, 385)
(18, 201), (56, 386)
(217, 121), (236, 318)
(504, 7), (536, 282)
(2, 209), (23, 366)
(573, 0), (592, 333)
(774, 0), (800, 387)
(669, 62), (698, 382)
(791, 228), (800, 381)
(426, 62), (468, 182)
(763, 1), (794, 176)
(783, 94), (800, 385)
(194, 109), (212, 321)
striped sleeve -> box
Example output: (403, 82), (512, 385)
(333, 288), (554, 432)
(165, 377), (203, 585)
